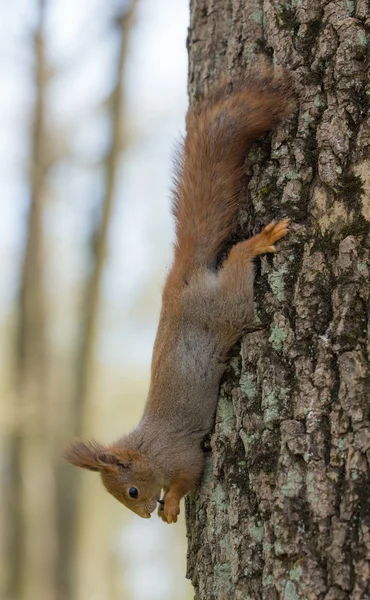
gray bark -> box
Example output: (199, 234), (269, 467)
(186, 1), (370, 599)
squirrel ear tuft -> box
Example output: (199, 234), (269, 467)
(63, 440), (110, 472)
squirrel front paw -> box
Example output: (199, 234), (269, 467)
(157, 501), (167, 522)
(158, 495), (180, 524)
(164, 495), (180, 523)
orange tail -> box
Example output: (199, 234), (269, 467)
(171, 68), (294, 279)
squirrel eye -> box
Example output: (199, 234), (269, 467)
(129, 487), (138, 499)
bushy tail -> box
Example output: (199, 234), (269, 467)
(171, 67), (294, 278)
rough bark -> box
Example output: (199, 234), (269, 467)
(186, 1), (370, 599)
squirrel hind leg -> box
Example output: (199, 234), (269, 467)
(225, 219), (290, 263)
(215, 219), (290, 328)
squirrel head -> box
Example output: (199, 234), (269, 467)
(64, 440), (162, 519)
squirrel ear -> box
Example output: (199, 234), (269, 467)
(64, 440), (110, 472)
(96, 452), (121, 468)
(97, 452), (132, 470)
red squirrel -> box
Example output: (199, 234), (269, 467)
(64, 68), (293, 524)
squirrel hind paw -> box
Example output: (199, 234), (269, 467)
(265, 218), (290, 244)
(253, 219), (290, 256)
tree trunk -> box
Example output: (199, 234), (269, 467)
(186, 2), (370, 599)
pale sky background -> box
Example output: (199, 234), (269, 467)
(0, 0), (192, 599)
(0, 0), (189, 364)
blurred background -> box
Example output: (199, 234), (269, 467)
(0, 0), (192, 599)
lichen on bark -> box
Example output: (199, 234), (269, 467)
(186, 1), (370, 598)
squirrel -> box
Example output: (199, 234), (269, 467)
(64, 68), (293, 524)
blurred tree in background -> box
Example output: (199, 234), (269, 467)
(0, 1), (192, 599)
